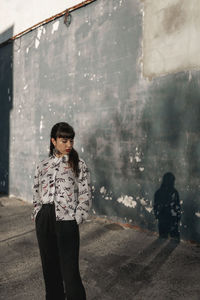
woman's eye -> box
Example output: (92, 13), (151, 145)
(62, 139), (73, 143)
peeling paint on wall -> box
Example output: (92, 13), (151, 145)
(117, 196), (137, 208)
(51, 20), (60, 34)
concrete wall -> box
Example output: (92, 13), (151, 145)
(0, 0), (200, 242)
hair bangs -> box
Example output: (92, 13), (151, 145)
(57, 131), (75, 140)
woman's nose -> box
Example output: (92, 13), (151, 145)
(66, 140), (72, 148)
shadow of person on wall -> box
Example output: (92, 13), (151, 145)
(154, 172), (181, 241)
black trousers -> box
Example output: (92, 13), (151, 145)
(36, 204), (86, 300)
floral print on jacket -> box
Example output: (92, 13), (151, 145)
(32, 154), (91, 224)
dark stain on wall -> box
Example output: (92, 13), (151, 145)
(162, 3), (186, 35)
(140, 72), (200, 241)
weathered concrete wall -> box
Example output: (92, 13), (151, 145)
(0, 0), (200, 242)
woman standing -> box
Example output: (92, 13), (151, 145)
(32, 122), (91, 300)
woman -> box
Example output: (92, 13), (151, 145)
(32, 122), (91, 300)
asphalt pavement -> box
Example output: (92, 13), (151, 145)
(0, 196), (200, 300)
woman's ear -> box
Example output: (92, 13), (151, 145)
(51, 138), (56, 147)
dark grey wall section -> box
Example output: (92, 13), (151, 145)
(1, 0), (200, 242)
(0, 27), (13, 195)
(140, 72), (200, 242)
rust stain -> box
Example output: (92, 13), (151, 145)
(89, 216), (200, 245)
(0, 0), (97, 47)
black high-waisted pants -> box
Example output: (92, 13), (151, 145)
(35, 203), (86, 300)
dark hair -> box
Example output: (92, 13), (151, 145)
(49, 122), (80, 177)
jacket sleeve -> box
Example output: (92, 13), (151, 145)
(75, 160), (92, 224)
(31, 163), (42, 220)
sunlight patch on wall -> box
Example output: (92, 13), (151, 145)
(143, 0), (200, 78)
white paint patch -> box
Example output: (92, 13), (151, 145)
(23, 84), (28, 90)
(78, 51), (81, 56)
(9, 194), (17, 198)
(26, 47), (29, 53)
(195, 212), (200, 218)
(18, 105), (22, 113)
(90, 74), (96, 81)
(81, 147), (84, 153)
(135, 155), (141, 162)
(105, 196), (112, 201)
(145, 207), (153, 213)
(35, 39), (40, 49)
(140, 198), (147, 206)
(100, 186), (106, 194)
(35, 27), (43, 49)
(139, 167), (144, 172)
(129, 155), (133, 163)
(135, 147), (142, 162)
(117, 195), (137, 208)
(52, 20), (59, 34)
(39, 119), (43, 133)
(43, 27), (46, 34)
(37, 27), (43, 40)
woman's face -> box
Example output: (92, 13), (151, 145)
(51, 137), (74, 156)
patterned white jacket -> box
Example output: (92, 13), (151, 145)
(32, 154), (91, 224)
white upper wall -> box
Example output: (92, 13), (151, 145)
(143, 0), (200, 78)
(0, 0), (82, 44)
